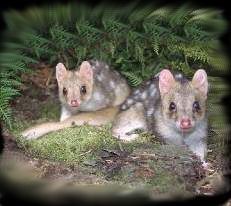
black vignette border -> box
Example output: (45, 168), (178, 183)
(0, 0), (231, 205)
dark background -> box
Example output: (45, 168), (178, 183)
(0, 0), (230, 205)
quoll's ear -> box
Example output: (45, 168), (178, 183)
(79, 61), (93, 81)
(159, 69), (175, 95)
(192, 69), (208, 96)
(56, 63), (67, 83)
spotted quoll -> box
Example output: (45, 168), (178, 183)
(56, 60), (130, 121)
(21, 60), (130, 140)
(112, 69), (208, 163)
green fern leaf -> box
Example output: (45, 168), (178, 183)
(121, 71), (142, 86)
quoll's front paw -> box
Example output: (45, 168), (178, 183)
(112, 129), (139, 142)
(21, 129), (39, 140)
(119, 134), (139, 142)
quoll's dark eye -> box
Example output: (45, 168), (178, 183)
(169, 102), (176, 112)
(193, 101), (200, 111)
(63, 87), (67, 96)
(80, 85), (87, 95)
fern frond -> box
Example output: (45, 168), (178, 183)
(0, 53), (38, 64)
(121, 71), (143, 86)
(0, 87), (19, 128)
(0, 2), (228, 127)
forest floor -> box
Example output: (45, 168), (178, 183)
(0, 66), (229, 200)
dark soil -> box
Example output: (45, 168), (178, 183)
(11, 72), (59, 122)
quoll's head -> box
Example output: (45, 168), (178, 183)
(56, 61), (93, 108)
(158, 69), (208, 133)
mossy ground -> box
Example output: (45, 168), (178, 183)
(17, 124), (123, 164)
(13, 122), (200, 195)
(1, 76), (229, 196)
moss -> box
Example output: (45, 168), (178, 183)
(39, 100), (59, 120)
(146, 168), (186, 194)
(10, 121), (206, 195)
(17, 124), (129, 164)
(97, 143), (192, 194)
(11, 118), (35, 134)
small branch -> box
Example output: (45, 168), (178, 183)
(45, 68), (54, 87)
(76, 149), (92, 157)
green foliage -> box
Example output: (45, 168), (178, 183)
(0, 86), (18, 128)
(0, 51), (38, 128)
(0, 2), (228, 126)
(121, 71), (142, 86)
(16, 125), (121, 164)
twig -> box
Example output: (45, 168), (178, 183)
(132, 153), (156, 157)
(45, 68), (54, 87)
(102, 149), (120, 156)
(76, 149), (92, 157)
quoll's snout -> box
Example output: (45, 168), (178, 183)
(70, 99), (79, 107)
(180, 118), (192, 130)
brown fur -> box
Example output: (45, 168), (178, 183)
(21, 60), (130, 139)
(57, 60), (130, 121)
(21, 107), (119, 140)
(160, 81), (207, 131)
(58, 70), (93, 105)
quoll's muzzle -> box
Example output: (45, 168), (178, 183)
(70, 99), (79, 107)
(180, 118), (192, 130)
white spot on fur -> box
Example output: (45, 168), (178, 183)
(113, 83), (130, 106)
(97, 75), (103, 81)
(109, 81), (116, 88)
(100, 73), (105, 79)
(126, 99), (133, 105)
(141, 92), (147, 99)
(147, 108), (154, 116)
(121, 104), (127, 110)
(150, 88), (156, 97)
(149, 84), (155, 90)
(175, 73), (183, 79)
(146, 81), (151, 85)
(94, 92), (103, 101)
(134, 90), (140, 95)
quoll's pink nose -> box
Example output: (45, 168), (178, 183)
(70, 99), (79, 107)
(180, 118), (192, 129)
